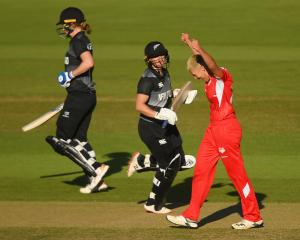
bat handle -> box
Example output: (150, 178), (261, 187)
(162, 120), (168, 128)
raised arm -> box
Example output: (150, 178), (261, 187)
(181, 33), (223, 78)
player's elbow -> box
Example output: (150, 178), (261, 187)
(86, 59), (94, 69)
(135, 103), (142, 113)
(135, 101), (147, 113)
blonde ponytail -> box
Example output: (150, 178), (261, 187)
(80, 22), (92, 34)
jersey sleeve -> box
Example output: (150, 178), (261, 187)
(220, 67), (233, 83)
(73, 39), (92, 57)
(137, 77), (154, 96)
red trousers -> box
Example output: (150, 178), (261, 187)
(182, 117), (262, 222)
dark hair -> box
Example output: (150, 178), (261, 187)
(196, 55), (213, 76)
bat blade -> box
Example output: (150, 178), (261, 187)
(171, 81), (193, 112)
(162, 81), (193, 128)
(22, 103), (64, 132)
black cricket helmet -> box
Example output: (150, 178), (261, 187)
(56, 7), (85, 38)
(144, 41), (169, 59)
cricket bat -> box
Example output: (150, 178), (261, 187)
(22, 103), (64, 132)
(162, 81), (193, 128)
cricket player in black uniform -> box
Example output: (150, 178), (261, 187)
(46, 7), (109, 194)
(131, 41), (197, 213)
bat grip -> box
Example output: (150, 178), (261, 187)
(162, 120), (168, 128)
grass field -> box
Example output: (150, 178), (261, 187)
(0, 0), (299, 239)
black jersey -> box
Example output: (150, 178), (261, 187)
(137, 67), (173, 118)
(65, 31), (95, 92)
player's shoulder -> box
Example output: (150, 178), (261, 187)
(72, 32), (92, 50)
(74, 31), (90, 41)
(138, 69), (156, 90)
(219, 67), (229, 73)
(141, 68), (157, 79)
(79, 33), (91, 44)
(138, 76), (154, 87)
(219, 67), (233, 82)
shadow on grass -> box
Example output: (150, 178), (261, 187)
(198, 192), (266, 227)
(40, 171), (83, 179)
(62, 151), (131, 187)
(166, 178), (266, 227)
(137, 178), (230, 205)
(102, 152), (131, 178)
(166, 178), (231, 208)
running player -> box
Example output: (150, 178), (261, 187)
(166, 33), (263, 229)
(133, 41), (197, 214)
(46, 7), (109, 194)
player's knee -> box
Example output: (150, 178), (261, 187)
(55, 123), (75, 141)
(45, 135), (67, 155)
(75, 140), (96, 158)
(164, 153), (181, 179)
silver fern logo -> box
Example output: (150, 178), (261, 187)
(153, 44), (160, 50)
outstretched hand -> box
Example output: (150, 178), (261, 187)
(181, 33), (191, 44)
(181, 33), (201, 55)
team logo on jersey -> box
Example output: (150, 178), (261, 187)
(64, 57), (69, 65)
(158, 139), (167, 145)
(158, 90), (172, 101)
(158, 82), (164, 88)
(87, 43), (93, 50)
(218, 147), (225, 154)
(62, 111), (70, 118)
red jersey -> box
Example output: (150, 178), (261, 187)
(205, 68), (235, 121)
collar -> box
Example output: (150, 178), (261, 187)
(70, 31), (84, 42)
(149, 67), (167, 80)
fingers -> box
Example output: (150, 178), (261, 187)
(181, 33), (190, 43)
(181, 33), (201, 55)
(191, 39), (200, 47)
(173, 88), (181, 98)
(181, 33), (197, 49)
(181, 33), (200, 46)
(154, 108), (178, 125)
(184, 90), (198, 104)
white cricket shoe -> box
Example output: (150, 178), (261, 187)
(166, 215), (198, 228)
(98, 181), (108, 191)
(79, 181), (108, 194)
(79, 164), (109, 194)
(127, 152), (141, 177)
(144, 204), (171, 214)
(181, 155), (196, 170)
(232, 219), (264, 229)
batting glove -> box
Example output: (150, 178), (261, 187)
(58, 71), (74, 88)
(184, 90), (198, 104)
(173, 88), (181, 98)
(154, 108), (177, 125)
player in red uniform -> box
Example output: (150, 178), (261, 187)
(166, 33), (263, 229)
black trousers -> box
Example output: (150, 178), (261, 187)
(56, 91), (96, 142)
(138, 118), (182, 169)
(138, 118), (183, 208)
